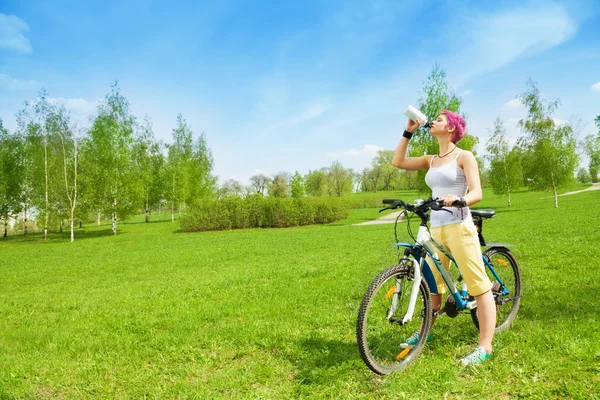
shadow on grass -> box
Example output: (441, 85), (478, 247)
(517, 285), (599, 322)
(0, 228), (122, 244)
(291, 337), (359, 385)
(122, 219), (177, 225)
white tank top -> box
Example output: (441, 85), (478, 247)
(424, 150), (472, 228)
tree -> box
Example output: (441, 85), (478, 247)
(517, 79), (578, 208)
(305, 169), (328, 196)
(350, 168), (362, 192)
(59, 124), (79, 242)
(408, 65), (479, 194)
(576, 167), (591, 183)
(219, 179), (244, 198)
(268, 172), (291, 198)
(290, 171), (306, 198)
(486, 118), (523, 207)
(133, 117), (157, 222)
(249, 174), (271, 196)
(0, 119), (23, 237)
(327, 161), (353, 197)
(364, 167), (382, 192)
(87, 82), (138, 234)
(17, 91), (64, 240)
(189, 132), (217, 203)
(582, 117), (600, 183)
(167, 114), (194, 220)
(372, 150), (398, 191)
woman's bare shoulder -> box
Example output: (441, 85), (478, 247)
(457, 149), (476, 168)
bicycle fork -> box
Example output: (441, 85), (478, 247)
(387, 257), (422, 324)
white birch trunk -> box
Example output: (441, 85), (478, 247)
(61, 134), (78, 242)
(551, 172), (558, 208)
(44, 142), (49, 241)
(112, 197), (117, 235)
(23, 206), (28, 236)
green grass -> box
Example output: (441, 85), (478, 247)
(1, 187), (599, 399)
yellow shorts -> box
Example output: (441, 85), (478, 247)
(425, 220), (493, 297)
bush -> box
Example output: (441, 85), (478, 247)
(180, 196), (349, 232)
(577, 167), (591, 184)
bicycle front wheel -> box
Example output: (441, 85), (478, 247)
(356, 259), (432, 375)
(471, 247), (522, 333)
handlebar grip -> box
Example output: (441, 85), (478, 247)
(451, 199), (467, 208)
(382, 199), (397, 205)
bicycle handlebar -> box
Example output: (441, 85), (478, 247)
(380, 197), (465, 213)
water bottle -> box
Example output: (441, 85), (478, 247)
(404, 105), (432, 128)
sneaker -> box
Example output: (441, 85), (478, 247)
(459, 346), (492, 366)
(400, 332), (432, 349)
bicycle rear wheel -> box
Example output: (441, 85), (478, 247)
(471, 247), (522, 333)
(356, 259), (432, 375)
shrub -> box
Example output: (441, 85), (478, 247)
(181, 196), (349, 232)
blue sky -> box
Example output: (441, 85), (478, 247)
(1, 0), (599, 184)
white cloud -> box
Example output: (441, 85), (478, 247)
(502, 99), (523, 109)
(552, 118), (568, 126)
(452, 2), (579, 82)
(592, 82), (600, 93)
(363, 144), (382, 154)
(0, 14), (32, 53)
(47, 97), (96, 118)
(0, 73), (38, 90)
(343, 145), (382, 157)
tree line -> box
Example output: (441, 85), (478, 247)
(1, 69), (598, 239)
(219, 68), (597, 210)
(0, 82), (216, 241)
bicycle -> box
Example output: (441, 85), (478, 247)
(356, 197), (522, 375)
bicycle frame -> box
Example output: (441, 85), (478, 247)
(393, 225), (509, 322)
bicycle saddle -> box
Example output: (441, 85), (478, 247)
(470, 209), (496, 219)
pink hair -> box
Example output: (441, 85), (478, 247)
(441, 110), (466, 143)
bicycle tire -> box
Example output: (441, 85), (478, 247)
(356, 260), (432, 375)
(471, 247), (522, 333)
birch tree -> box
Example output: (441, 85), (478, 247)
(17, 92), (62, 240)
(133, 117), (158, 222)
(0, 120), (23, 237)
(582, 117), (600, 182)
(59, 123), (79, 242)
(88, 82), (137, 234)
(167, 114), (193, 220)
(189, 133), (216, 203)
(486, 118), (523, 207)
(517, 80), (578, 208)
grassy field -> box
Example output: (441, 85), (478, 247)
(1, 186), (599, 399)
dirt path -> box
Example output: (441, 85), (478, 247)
(549, 182), (600, 197)
(353, 211), (404, 226)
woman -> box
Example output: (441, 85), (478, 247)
(391, 110), (496, 366)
